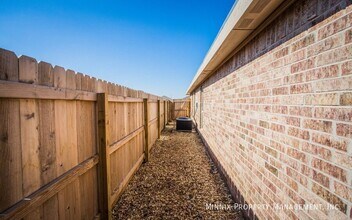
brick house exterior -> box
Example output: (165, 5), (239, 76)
(188, 0), (352, 219)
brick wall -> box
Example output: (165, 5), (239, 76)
(191, 0), (352, 219)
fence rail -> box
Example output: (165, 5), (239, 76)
(0, 48), (171, 220)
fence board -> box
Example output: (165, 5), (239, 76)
(38, 62), (56, 183)
(58, 179), (81, 219)
(0, 155), (98, 220)
(19, 56), (41, 198)
(0, 49), (172, 219)
(79, 167), (98, 219)
(0, 99), (22, 212)
(0, 49), (18, 81)
(172, 99), (190, 119)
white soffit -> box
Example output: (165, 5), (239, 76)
(187, 0), (285, 95)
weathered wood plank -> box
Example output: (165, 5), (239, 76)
(109, 154), (144, 207)
(19, 56), (41, 199)
(42, 196), (58, 220)
(77, 101), (96, 163)
(75, 73), (83, 91)
(0, 100), (22, 212)
(0, 80), (97, 101)
(0, 49), (21, 212)
(0, 155), (98, 220)
(58, 179), (81, 220)
(79, 167), (98, 219)
(0, 48), (18, 81)
(20, 99), (40, 196)
(37, 62), (57, 185)
(61, 70), (80, 220)
(66, 69), (76, 90)
(35, 62), (58, 220)
(108, 102), (117, 146)
(19, 56), (38, 84)
(107, 95), (143, 103)
(54, 67), (70, 177)
(108, 126), (144, 155)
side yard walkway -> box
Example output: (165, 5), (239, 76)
(113, 123), (243, 219)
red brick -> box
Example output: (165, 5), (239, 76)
(259, 120), (270, 129)
(265, 146), (278, 158)
(265, 162), (278, 177)
(315, 76), (352, 92)
(287, 147), (307, 163)
(290, 83), (312, 94)
(280, 174), (298, 191)
(304, 93), (339, 106)
(269, 157), (282, 170)
(291, 58), (315, 73)
(303, 119), (332, 133)
(270, 123), (285, 133)
(308, 33), (343, 57)
(284, 187), (305, 205)
(284, 72), (304, 84)
(336, 123), (352, 138)
(312, 170), (330, 188)
(342, 60), (352, 76)
(291, 33), (315, 52)
(305, 65), (339, 81)
(272, 86), (289, 95)
(290, 106), (312, 117)
(334, 152), (352, 170)
(316, 45), (352, 66)
(274, 47), (289, 59)
(288, 127), (310, 140)
(286, 167), (308, 187)
(340, 92), (352, 105)
(312, 183), (347, 214)
(280, 154), (300, 170)
(263, 177), (277, 193)
(270, 140), (285, 153)
(272, 106), (288, 114)
(285, 49), (306, 64)
(188, 4), (352, 220)
(334, 181), (352, 202)
(311, 158), (347, 182)
(285, 117), (300, 127)
(314, 107), (352, 122)
(318, 15), (347, 40)
(312, 133), (347, 151)
(301, 142), (332, 160)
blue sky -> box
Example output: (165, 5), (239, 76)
(0, 0), (234, 98)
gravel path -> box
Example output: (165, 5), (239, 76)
(113, 123), (243, 219)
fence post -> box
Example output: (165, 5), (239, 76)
(97, 93), (111, 219)
(169, 100), (172, 121)
(157, 100), (161, 139)
(171, 101), (174, 120)
(163, 101), (166, 127)
(143, 98), (149, 162)
(188, 100), (191, 117)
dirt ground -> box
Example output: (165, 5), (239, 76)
(113, 122), (243, 219)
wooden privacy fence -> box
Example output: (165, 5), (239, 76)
(171, 98), (191, 119)
(0, 48), (171, 219)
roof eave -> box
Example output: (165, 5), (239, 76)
(187, 0), (286, 95)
